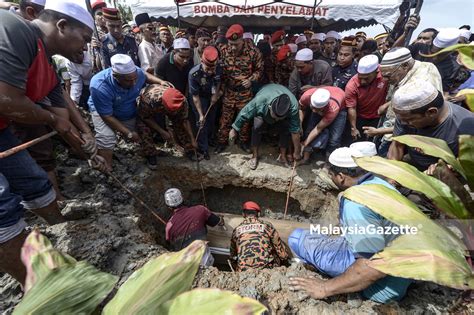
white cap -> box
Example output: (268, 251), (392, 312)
(288, 43), (298, 53)
(460, 29), (472, 40)
(30, 0), (46, 6)
(164, 188), (183, 207)
(357, 54), (379, 74)
(310, 88), (330, 109)
(173, 38), (190, 49)
(325, 31), (341, 40)
(243, 32), (253, 39)
(295, 48), (313, 61)
(328, 147), (363, 168)
(295, 35), (307, 45)
(44, 0), (94, 31)
(381, 47), (413, 67)
(111, 54), (136, 75)
(311, 33), (326, 42)
(433, 28), (462, 48)
(350, 142), (377, 157)
(392, 80), (439, 111)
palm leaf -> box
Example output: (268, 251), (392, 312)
(458, 135), (474, 191)
(343, 184), (473, 289)
(392, 135), (466, 178)
(13, 262), (117, 315)
(455, 89), (474, 111)
(103, 240), (206, 315)
(21, 229), (77, 293)
(168, 289), (267, 315)
(354, 156), (471, 219)
(420, 44), (474, 69)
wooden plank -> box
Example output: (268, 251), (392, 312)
(207, 213), (310, 249)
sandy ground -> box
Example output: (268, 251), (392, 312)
(0, 140), (470, 314)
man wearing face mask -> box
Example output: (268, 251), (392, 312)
(229, 84), (301, 170)
(88, 54), (171, 170)
(188, 46), (222, 160)
(215, 24), (263, 154)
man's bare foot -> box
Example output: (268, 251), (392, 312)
(296, 158), (310, 166)
(276, 155), (290, 167)
(289, 277), (328, 299)
(248, 157), (258, 170)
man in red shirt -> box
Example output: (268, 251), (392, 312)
(298, 86), (346, 164)
(345, 55), (388, 141)
(0, 1), (104, 286)
(165, 188), (224, 251)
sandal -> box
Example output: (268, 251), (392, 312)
(248, 158), (258, 170)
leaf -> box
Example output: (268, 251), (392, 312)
(369, 232), (474, 290)
(343, 184), (473, 290)
(354, 156), (471, 219)
(392, 135), (466, 179)
(21, 229), (77, 293)
(103, 240), (206, 315)
(459, 135), (474, 191)
(456, 89), (474, 111)
(420, 44), (474, 69)
(168, 289), (268, 315)
(13, 262), (117, 315)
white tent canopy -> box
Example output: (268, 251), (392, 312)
(130, 0), (405, 33)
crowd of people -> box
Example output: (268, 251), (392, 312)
(0, 0), (473, 307)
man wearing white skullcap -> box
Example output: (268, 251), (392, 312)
(18, 0), (45, 21)
(345, 55), (388, 141)
(0, 0), (108, 286)
(295, 35), (307, 51)
(388, 79), (474, 170)
(308, 33), (325, 57)
(320, 31), (340, 66)
(364, 47), (443, 156)
(289, 48), (332, 98)
(459, 29), (471, 44)
(88, 54), (172, 170)
(289, 147), (412, 304)
(297, 86), (346, 164)
(156, 38), (193, 94)
(433, 28), (462, 50)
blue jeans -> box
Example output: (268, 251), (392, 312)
(289, 228), (355, 277)
(0, 128), (54, 228)
(304, 110), (347, 154)
(189, 95), (216, 153)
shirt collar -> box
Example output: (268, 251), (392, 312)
(169, 52), (175, 65)
(357, 172), (374, 185)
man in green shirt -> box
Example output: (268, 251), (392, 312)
(229, 84), (302, 169)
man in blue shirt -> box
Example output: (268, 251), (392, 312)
(188, 46), (222, 159)
(88, 54), (170, 170)
(289, 146), (412, 304)
(100, 8), (140, 69)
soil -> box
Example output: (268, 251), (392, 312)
(0, 140), (469, 314)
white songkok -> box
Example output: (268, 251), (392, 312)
(392, 80), (439, 111)
(325, 31), (341, 40)
(328, 147), (363, 168)
(433, 28), (462, 48)
(111, 54), (136, 75)
(44, 0), (94, 31)
(310, 88), (330, 109)
(311, 33), (326, 42)
(30, 0), (46, 6)
(295, 35), (307, 45)
(381, 47), (413, 67)
(243, 32), (253, 39)
(173, 38), (191, 49)
(460, 29), (472, 40)
(350, 142), (377, 157)
(357, 54), (379, 74)
(295, 48), (313, 61)
(288, 43), (298, 53)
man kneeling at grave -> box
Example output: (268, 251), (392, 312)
(288, 146), (412, 303)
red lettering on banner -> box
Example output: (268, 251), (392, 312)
(195, 4), (328, 17)
(224, 5), (230, 13)
(194, 5), (200, 14)
(322, 8), (328, 16)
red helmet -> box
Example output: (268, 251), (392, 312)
(242, 201), (261, 212)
